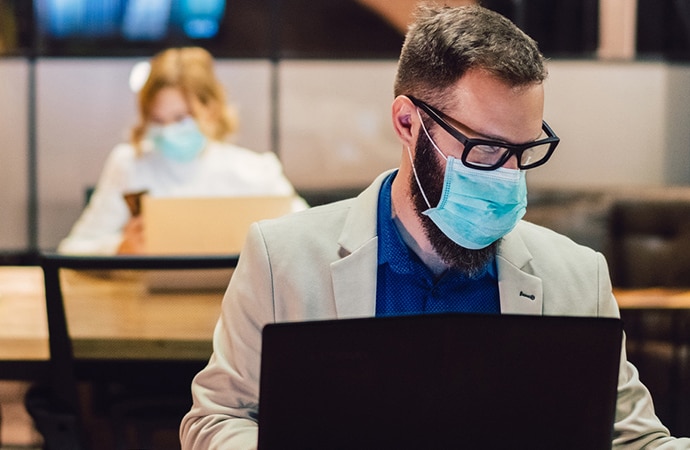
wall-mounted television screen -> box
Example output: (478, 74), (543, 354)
(31, 0), (274, 57)
(35, 0), (225, 41)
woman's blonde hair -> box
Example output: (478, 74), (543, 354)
(130, 47), (238, 150)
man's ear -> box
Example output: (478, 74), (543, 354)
(391, 95), (417, 147)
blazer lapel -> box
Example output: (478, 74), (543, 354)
(497, 226), (544, 315)
(330, 171), (392, 319)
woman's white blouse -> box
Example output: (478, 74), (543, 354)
(58, 141), (307, 255)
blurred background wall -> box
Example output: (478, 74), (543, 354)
(1, 0), (690, 254)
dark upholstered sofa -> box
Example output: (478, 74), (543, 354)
(525, 186), (690, 289)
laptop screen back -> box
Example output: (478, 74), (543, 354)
(258, 313), (622, 450)
(142, 195), (293, 255)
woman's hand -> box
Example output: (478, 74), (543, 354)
(117, 216), (145, 255)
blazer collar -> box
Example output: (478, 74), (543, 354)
(331, 171), (392, 319)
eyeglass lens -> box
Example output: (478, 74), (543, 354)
(466, 141), (552, 169)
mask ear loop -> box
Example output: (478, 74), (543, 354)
(406, 108), (447, 210)
(405, 145), (432, 209)
(417, 108), (448, 161)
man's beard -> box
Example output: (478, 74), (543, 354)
(409, 131), (498, 278)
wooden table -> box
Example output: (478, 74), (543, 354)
(0, 267), (49, 363)
(3, 264), (689, 379)
(613, 287), (690, 309)
(0, 266), (226, 379)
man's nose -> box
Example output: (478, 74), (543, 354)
(502, 154), (519, 170)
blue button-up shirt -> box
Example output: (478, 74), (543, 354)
(375, 172), (500, 317)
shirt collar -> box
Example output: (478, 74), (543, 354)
(377, 171), (417, 274)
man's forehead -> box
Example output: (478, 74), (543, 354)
(440, 75), (545, 143)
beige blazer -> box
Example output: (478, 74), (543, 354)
(181, 171), (689, 450)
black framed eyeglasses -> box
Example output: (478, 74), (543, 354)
(408, 95), (560, 171)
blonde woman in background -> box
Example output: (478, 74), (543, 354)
(58, 47), (306, 255)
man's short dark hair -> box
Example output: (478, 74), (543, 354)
(394, 4), (547, 106)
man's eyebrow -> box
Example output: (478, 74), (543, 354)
(443, 112), (544, 145)
(442, 112), (510, 143)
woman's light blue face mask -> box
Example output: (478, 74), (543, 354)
(147, 116), (207, 163)
(408, 109), (527, 250)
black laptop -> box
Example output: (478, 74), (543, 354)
(258, 313), (622, 450)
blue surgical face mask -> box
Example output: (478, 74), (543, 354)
(409, 110), (527, 250)
(147, 117), (207, 162)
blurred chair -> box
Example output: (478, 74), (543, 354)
(26, 252), (238, 450)
(608, 199), (690, 288)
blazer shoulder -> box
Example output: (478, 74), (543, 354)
(515, 220), (598, 255)
(254, 198), (356, 246)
